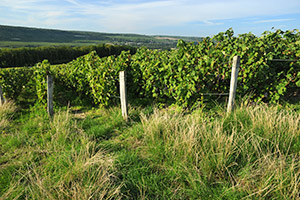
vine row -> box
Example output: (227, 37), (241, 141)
(1, 29), (299, 107)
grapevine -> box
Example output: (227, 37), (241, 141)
(0, 29), (299, 107)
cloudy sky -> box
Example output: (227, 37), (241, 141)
(0, 0), (299, 36)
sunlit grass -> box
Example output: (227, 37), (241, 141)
(0, 106), (122, 199)
(132, 104), (300, 199)
(1, 103), (299, 199)
(0, 101), (16, 132)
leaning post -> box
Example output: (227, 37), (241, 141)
(227, 55), (240, 113)
(0, 84), (5, 105)
(47, 75), (54, 119)
(119, 71), (128, 121)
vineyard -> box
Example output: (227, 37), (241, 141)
(1, 29), (300, 199)
(1, 29), (299, 108)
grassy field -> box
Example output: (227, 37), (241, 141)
(0, 41), (105, 48)
(0, 25), (202, 49)
(1, 100), (300, 199)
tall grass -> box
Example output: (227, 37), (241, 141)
(1, 103), (300, 199)
(0, 107), (122, 199)
(132, 104), (300, 199)
(0, 101), (16, 131)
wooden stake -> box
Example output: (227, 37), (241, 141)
(119, 71), (128, 121)
(227, 56), (240, 113)
(47, 75), (54, 118)
(0, 84), (5, 105)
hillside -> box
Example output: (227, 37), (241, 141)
(0, 25), (202, 49)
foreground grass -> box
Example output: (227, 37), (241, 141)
(0, 101), (16, 132)
(1, 102), (300, 199)
(0, 103), (122, 199)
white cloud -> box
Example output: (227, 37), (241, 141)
(0, 0), (299, 34)
(203, 20), (224, 26)
(254, 18), (296, 23)
(65, 0), (81, 6)
(73, 0), (300, 32)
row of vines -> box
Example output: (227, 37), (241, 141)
(1, 29), (300, 107)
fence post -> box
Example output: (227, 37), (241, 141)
(0, 85), (5, 105)
(47, 75), (54, 119)
(227, 55), (240, 113)
(119, 71), (128, 121)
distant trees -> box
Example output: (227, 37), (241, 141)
(0, 44), (136, 68)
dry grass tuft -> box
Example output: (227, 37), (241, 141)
(139, 104), (300, 198)
(0, 101), (16, 131)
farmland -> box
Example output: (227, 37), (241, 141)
(0, 29), (300, 199)
(0, 25), (202, 49)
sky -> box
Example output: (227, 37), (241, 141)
(0, 0), (299, 37)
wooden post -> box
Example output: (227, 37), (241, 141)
(47, 75), (54, 119)
(119, 71), (128, 121)
(227, 56), (240, 113)
(0, 84), (5, 105)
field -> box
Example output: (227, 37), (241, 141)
(0, 25), (202, 49)
(0, 28), (300, 199)
(1, 100), (300, 199)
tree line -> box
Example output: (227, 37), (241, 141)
(0, 44), (136, 68)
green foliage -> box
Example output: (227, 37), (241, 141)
(33, 60), (51, 104)
(0, 67), (34, 101)
(0, 44), (136, 68)
(51, 51), (131, 106)
(126, 29), (300, 106)
(0, 29), (299, 107)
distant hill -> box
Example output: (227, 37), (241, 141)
(0, 25), (202, 49)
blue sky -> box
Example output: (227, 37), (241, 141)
(0, 0), (299, 36)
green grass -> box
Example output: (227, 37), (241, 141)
(0, 103), (122, 199)
(0, 41), (104, 48)
(1, 102), (300, 199)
